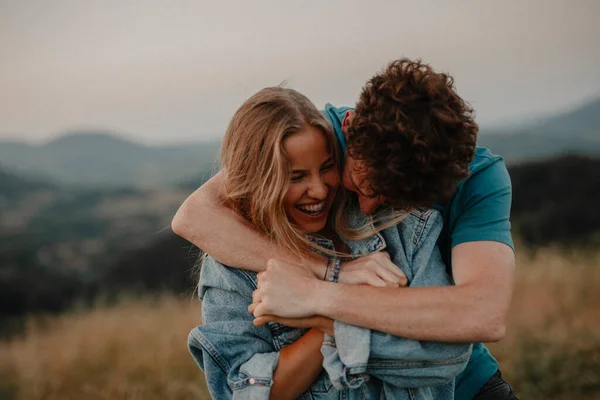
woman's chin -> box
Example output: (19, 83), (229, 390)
(293, 211), (330, 233)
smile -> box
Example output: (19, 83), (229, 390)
(295, 201), (326, 217)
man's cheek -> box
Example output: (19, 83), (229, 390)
(341, 170), (355, 192)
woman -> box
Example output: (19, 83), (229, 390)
(187, 87), (471, 399)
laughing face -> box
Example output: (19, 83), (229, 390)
(282, 126), (340, 233)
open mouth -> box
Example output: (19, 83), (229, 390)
(295, 200), (327, 218)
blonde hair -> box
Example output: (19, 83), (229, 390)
(335, 199), (409, 242)
(220, 87), (343, 257)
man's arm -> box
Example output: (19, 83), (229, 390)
(252, 241), (514, 343)
(319, 241), (514, 342)
(172, 172), (407, 285)
(172, 171), (326, 274)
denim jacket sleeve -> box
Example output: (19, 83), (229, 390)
(321, 210), (472, 389)
(187, 255), (279, 399)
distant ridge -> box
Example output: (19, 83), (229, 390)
(1, 96), (599, 185)
(0, 131), (220, 187)
(479, 96), (600, 162)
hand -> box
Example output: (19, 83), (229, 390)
(249, 258), (324, 318)
(338, 251), (408, 287)
(253, 315), (335, 336)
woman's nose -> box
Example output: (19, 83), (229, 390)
(307, 176), (328, 200)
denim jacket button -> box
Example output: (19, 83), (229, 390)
(248, 378), (256, 385)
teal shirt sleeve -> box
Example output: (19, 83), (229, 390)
(321, 103), (352, 154)
(451, 159), (514, 250)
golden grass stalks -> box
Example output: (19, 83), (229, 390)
(0, 295), (209, 400)
(1, 248), (599, 399)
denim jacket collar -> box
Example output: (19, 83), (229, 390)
(307, 205), (386, 258)
(340, 205), (387, 256)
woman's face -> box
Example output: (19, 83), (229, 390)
(282, 126), (340, 233)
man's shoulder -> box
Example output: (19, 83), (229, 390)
(457, 147), (511, 196)
(468, 146), (506, 176)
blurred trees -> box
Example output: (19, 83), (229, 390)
(1, 154), (600, 333)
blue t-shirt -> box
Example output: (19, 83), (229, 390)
(322, 104), (514, 400)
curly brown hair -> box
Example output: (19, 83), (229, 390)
(346, 58), (478, 210)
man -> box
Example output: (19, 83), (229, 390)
(172, 58), (517, 399)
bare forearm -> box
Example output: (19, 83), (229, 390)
(316, 282), (508, 343)
(271, 328), (324, 400)
(172, 173), (326, 274)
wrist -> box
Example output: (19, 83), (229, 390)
(314, 280), (344, 318)
(304, 254), (328, 278)
(324, 258), (341, 283)
(307, 279), (331, 315)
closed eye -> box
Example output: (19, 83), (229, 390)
(320, 158), (335, 172)
(290, 173), (305, 182)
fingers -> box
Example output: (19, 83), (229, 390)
(363, 272), (388, 287)
(252, 302), (267, 317)
(372, 263), (404, 284)
(374, 252), (404, 277)
(372, 252), (408, 286)
(253, 315), (278, 327)
(251, 289), (262, 304)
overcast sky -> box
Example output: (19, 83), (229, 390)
(1, 0), (599, 144)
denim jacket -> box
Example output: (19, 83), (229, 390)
(188, 206), (472, 399)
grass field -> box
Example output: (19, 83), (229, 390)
(1, 248), (599, 400)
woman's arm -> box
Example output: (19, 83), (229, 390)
(270, 328), (325, 400)
(190, 255), (327, 399)
(172, 171), (327, 275)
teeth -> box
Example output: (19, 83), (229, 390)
(297, 202), (325, 213)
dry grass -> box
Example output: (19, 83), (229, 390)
(0, 296), (209, 400)
(489, 248), (600, 399)
(1, 249), (599, 400)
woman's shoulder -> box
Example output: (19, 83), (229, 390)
(198, 254), (258, 300)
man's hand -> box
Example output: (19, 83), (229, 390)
(253, 315), (335, 336)
(249, 253), (406, 320)
(338, 251), (407, 287)
(250, 259), (323, 318)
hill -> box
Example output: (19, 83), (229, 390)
(478, 97), (600, 162)
(1, 96), (599, 186)
(0, 132), (220, 187)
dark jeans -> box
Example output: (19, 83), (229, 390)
(472, 370), (519, 400)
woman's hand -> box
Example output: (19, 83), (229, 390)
(254, 315), (335, 336)
(338, 252), (408, 287)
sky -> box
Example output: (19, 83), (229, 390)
(1, 0), (599, 144)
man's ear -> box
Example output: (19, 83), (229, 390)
(342, 111), (351, 128)
(342, 111), (352, 137)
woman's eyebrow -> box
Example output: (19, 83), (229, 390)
(291, 158), (334, 174)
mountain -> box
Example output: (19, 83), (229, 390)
(2, 96), (599, 185)
(478, 97), (600, 162)
(0, 132), (220, 187)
